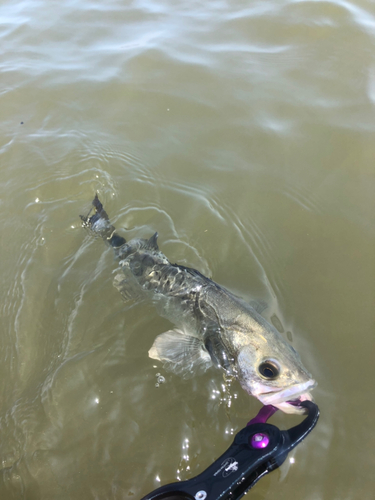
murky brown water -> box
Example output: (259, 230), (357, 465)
(1, 0), (375, 498)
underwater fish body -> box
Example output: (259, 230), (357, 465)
(81, 195), (316, 414)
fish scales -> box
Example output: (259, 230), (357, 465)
(80, 195), (316, 414)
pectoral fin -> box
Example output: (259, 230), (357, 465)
(148, 329), (212, 378)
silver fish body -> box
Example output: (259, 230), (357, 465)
(81, 195), (316, 414)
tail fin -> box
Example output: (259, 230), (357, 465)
(80, 194), (126, 248)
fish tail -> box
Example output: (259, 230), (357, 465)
(80, 193), (126, 248)
(91, 193), (109, 221)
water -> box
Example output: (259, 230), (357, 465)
(1, 0), (374, 498)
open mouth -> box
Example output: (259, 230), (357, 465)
(257, 379), (316, 414)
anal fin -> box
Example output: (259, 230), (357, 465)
(148, 329), (212, 379)
(113, 273), (145, 304)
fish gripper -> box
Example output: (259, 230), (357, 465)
(141, 400), (319, 500)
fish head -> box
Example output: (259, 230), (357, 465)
(236, 341), (316, 414)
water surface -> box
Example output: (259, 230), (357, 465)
(1, 0), (375, 498)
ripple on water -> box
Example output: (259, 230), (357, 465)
(2, 0), (374, 496)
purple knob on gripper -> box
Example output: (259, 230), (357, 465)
(250, 433), (270, 449)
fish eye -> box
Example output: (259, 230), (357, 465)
(258, 361), (280, 379)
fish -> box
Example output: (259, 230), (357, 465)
(80, 194), (316, 414)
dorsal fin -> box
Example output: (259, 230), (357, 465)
(146, 232), (159, 251)
(249, 299), (268, 314)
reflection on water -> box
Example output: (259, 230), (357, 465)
(0, 0), (375, 498)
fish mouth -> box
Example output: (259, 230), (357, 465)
(257, 379), (317, 414)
